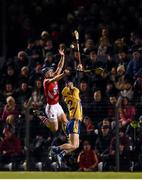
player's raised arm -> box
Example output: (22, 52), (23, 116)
(45, 69), (70, 84)
(54, 49), (65, 75)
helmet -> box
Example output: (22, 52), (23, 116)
(41, 67), (54, 76)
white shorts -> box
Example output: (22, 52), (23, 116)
(45, 103), (64, 122)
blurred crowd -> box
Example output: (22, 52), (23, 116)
(0, 0), (142, 171)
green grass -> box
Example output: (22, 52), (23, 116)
(0, 172), (142, 179)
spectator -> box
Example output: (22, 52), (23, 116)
(29, 62), (42, 85)
(120, 81), (134, 100)
(105, 81), (118, 97)
(115, 64), (126, 90)
(15, 82), (32, 111)
(14, 51), (29, 73)
(3, 66), (17, 87)
(85, 48), (103, 70)
(95, 124), (112, 171)
(107, 95), (117, 121)
(82, 116), (95, 137)
(42, 52), (56, 69)
(25, 39), (36, 56)
(83, 39), (95, 55)
(117, 50), (130, 68)
(79, 79), (92, 114)
(77, 140), (98, 171)
(110, 141), (131, 171)
(119, 97), (136, 127)
(3, 83), (15, 99)
(1, 96), (19, 123)
(30, 78), (45, 110)
(0, 127), (23, 169)
(126, 49), (142, 79)
(19, 66), (30, 84)
(109, 128), (131, 171)
(91, 90), (107, 126)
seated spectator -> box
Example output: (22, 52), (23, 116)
(110, 141), (131, 171)
(133, 74), (142, 118)
(3, 66), (17, 87)
(83, 116), (95, 135)
(119, 97), (136, 127)
(97, 28), (111, 62)
(42, 52), (56, 69)
(19, 66), (29, 83)
(107, 95), (117, 121)
(30, 78), (45, 110)
(109, 67), (117, 82)
(91, 90), (107, 126)
(0, 126), (23, 169)
(120, 81), (134, 100)
(98, 118), (111, 129)
(105, 81), (118, 97)
(117, 50), (130, 68)
(30, 49), (43, 67)
(14, 51), (29, 73)
(126, 117), (142, 142)
(110, 128), (131, 154)
(29, 62), (42, 85)
(15, 81), (32, 112)
(1, 96), (19, 122)
(83, 38), (95, 55)
(109, 128), (131, 171)
(79, 79), (92, 114)
(114, 38), (127, 53)
(3, 82), (15, 99)
(25, 38), (36, 56)
(126, 48), (142, 80)
(115, 64), (126, 90)
(85, 48), (103, 70)
(77, 140), (98, 171)
(95, 124), (112, 171)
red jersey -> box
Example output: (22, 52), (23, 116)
(79, 150), (96, 169)
(43, 79), (59, 105)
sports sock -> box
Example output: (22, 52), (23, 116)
(51, 146), (61, 153)
(59, 150), (66, 158)
(51, 131), (59, 146)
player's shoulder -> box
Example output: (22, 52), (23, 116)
(73, 87), (80, 93)
(62, 86), (70, 96)
(43, 78), (49, 85)
(44, 78), (56, 85)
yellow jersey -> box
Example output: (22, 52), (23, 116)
(62, 87), (82, 121)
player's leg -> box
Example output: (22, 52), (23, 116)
(32, 109), (52, 129)
(42, 103), (59, 132)
(57, 103), (68, 133)
(53, 133), (79, 167)
(51, 120), (80, 162)
(37, 114), (58, 132)
(58, 133), (79, 152)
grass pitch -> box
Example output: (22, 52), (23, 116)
(0, 172), (142, 179)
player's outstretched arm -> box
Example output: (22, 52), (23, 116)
(54, 49), (65, 75)
(46, 69), (70, 84)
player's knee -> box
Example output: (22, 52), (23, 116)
(71, 142), (79, 150)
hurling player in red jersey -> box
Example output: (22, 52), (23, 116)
(40, 49), (69, 132)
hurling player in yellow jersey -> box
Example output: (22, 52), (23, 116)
(51, 79), (82, 167)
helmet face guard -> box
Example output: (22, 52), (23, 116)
(41, 67), (54, 77)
